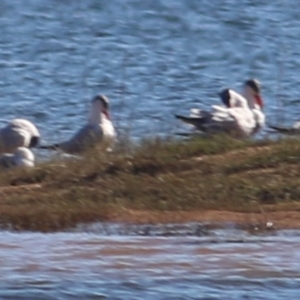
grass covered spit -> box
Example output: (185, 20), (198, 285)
(1, 135), (300, 231)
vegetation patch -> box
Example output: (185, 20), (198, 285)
(0, 135), (300, 231)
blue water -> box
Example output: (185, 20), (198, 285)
(0, 0), (298, 145)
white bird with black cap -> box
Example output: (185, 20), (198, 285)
(175, 79), (265, 138)
(40, 95), (116, 154)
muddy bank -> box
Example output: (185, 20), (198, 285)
(108, 207), (300, 231)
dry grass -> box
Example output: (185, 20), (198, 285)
(1, 135), (300, 231)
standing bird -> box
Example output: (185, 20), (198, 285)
(0, 147), (35, 169)
(0, 119), (40, 154)
(175, 79), (265, 138)
(40, 95), (116, 154)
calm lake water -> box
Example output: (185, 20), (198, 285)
(1, 224), (300, 299)
(0, 1), (299, 298)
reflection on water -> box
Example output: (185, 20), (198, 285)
(0, 224), (300, 299)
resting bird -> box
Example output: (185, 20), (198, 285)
(175, 79), (265, 138)
(269, 122), (300, 135)
(40, 95), (116, 154)
(0, 119), (40, 154)
(0, 147), (35, 169)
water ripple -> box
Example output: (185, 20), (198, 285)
(0, 226), (299, 298)
(0, 0), (297, 153)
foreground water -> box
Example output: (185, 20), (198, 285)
(0, 223), (300, 299)
(0, 0), (298, 146)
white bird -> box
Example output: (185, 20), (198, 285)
(269, 122), (300, 135)
(0, 147), (35, 169)
(175, 79), (265, 138)
(40, 95), (116, 154)
(0, 119), (40, 154)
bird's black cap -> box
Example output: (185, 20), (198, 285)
(244, 79), (261, 94)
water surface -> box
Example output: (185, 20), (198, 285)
(0, 0), (298, 146)
(0, 224), (300, 299)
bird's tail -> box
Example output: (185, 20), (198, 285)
(175, 114), (205, 128)
(29, 136), (40, 148)
(269, 125), (295, 134)
(38, 144), (60, 150)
